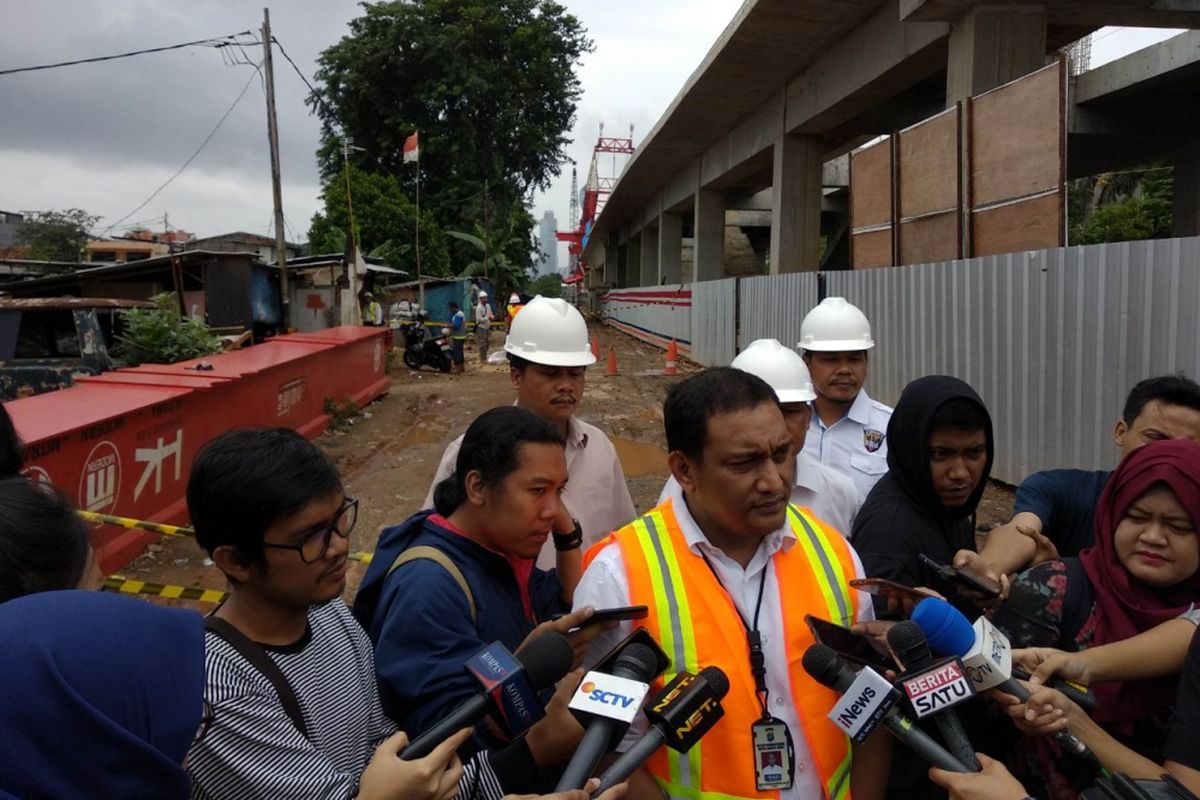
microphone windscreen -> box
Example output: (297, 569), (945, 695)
(801, 643), (843, 688)
(912, 599), (975, 657)
(614, 642), (660, 682)
(518, 631), (575, 689)
(698, 666), (730, 699)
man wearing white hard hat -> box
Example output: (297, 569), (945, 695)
(473, 290), (494, 363)
(657, 339), (861, 535)
(423, 296), (637, 568)
(799, 297), (893, 499)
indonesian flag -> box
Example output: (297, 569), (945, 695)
(403, 131), (419, 163)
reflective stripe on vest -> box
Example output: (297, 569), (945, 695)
(606, 500), (857, 800)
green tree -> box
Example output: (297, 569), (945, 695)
(310, 0), (592, 252)
(1069, 167), (1174, 245)
(114, 293), (222, 366)
(308, 164), (451, 278)
(529, 272), (562, 298)
(15, 209), (99, 262)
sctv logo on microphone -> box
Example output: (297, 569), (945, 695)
(579, 680), (639, 708)
(569, 672), (650, 723)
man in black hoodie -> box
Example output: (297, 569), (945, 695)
(851, 375), (994, 621)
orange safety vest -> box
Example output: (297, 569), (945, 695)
(585, 499), (860, 800)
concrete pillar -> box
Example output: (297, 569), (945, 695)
(770, 133), (824, 274)
(659, 212), (683, 284)
(693, 188), (726, 282)
(641, 226), (660, 285)
(945, 5), (1046, 104)
(616, 243), (629, 288)
(1174, 141), (1200, 238)
(604, 233), (619, 286)
(627, 237), (642, 287)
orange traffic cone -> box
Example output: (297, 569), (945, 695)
(591, 334), (601, 361)
(605, 346), (619, 376)
(664, 339), (679, 376)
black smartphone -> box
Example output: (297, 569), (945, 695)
(918, 554), (1002, 598)
(553, 605), (649, 626)
(805, 614), (896, 673)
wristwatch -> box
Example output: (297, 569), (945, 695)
(552, 519), (584, 551)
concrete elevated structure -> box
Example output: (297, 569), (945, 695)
(584, 0), (1200, 288)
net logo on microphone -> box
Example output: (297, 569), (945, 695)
(900, 658), (976, 718)
(570, 671), (650, 723)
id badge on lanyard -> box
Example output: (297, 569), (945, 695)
(752, 715), (796, 791)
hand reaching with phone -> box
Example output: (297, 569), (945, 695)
(951, 550), (1010, 609)
(519, 607), (616, 668)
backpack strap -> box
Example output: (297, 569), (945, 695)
(1060, 556), (1096, 645)
(388, 545), (477, 625)
(204, 616), (308, 739)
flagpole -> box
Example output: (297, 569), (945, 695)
(416, 153), (423, 308)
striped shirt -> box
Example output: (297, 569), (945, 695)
(187, 599), (504, 799)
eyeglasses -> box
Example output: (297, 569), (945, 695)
(261, 498), (359, 563)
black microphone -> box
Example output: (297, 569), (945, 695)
(554, 642), (660, 791)
(1010, 667), (1098, 714)
(802, 644), (973, 773)
(888, 621), (981, 771)
(592, 666), (730, 794)
(401, 632), (573, 760)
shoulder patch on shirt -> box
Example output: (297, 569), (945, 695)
(863, 429), (885, 452)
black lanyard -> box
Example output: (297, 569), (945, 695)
(700, 552), (772, 719)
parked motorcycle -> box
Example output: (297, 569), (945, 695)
(402, 314), (453, 373)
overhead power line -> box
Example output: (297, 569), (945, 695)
(271, 35), (339, 128)
(100, 68), (259, 237)
(0, 32), (258, 77)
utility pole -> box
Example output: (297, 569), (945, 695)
(261, 8), (290, 330)
(341, 136), (362, 323)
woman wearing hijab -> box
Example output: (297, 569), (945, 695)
(852, 375), (995, 620)
(0, 590), (205, 799)
(993, 438), (1200, 799)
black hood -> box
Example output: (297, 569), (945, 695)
(885, 375), (994, 521)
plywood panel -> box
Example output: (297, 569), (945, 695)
(851, 138), (892, 229)
(972, 194), (1061, 256)
(899, 212), (959, 265)
(852, 229), (893, 269)
(898, 108), (958, 218)
(971, 62), (1062, 208)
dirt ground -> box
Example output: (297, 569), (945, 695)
(126, 323), (1017, 610)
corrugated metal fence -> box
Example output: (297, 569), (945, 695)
(600, 235), (1200, 483)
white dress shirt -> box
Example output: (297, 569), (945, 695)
(574, 481), (874, 800)
(424, 415), (638, 569)
(657, 451), (862, 539)
(802, 390), (893, 500)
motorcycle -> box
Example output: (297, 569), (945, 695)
(401, 316), (453, 373)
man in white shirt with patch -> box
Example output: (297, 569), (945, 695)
(800, 297), (893, 500)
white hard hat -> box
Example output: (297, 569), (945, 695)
(509, 293), (521, 304)
(798, 297), (875, 352)
(731, 339), (816, 403)
(504, 296), (597, 367)
(479, 291), (488, 299)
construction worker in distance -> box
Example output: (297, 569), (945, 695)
(361, 291), (383, 327)
(423, 295), (637, 568)
(576, 367), (888, 800)
(507, 292), (524, 325)
(474, 290), (494, 363)
(799, 297), (893, 500)
(658, 338), (861, 536)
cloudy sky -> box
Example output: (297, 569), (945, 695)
(0, 2), (1181, 265)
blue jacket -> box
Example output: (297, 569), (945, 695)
(353, 512), (568, 740)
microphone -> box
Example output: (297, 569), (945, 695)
(802, 644), (973, 773)
(554, 642), (661, 790)
(401, 632), (573, 760)
(1010, 667), (1098, 715)
(912, 599), (1104, 772)
(592, 666), (730, 795)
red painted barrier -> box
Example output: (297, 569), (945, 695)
(3, 326), (389, 573)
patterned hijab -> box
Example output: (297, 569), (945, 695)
(0, 591), (204, 798)
(1080, 438), (1200, 726)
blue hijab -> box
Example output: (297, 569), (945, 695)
(0, 591), (204, 799)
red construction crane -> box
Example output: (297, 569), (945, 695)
(558, 123), (634, 285)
